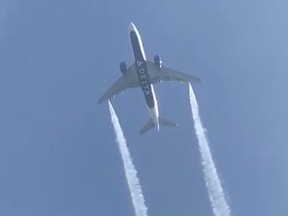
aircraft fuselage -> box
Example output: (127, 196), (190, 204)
(129, 23), (159, 130)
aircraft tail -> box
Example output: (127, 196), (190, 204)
(139, 117), (178, 135)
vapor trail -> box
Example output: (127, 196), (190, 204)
(188, 84), (231, 216)
(108, 101), (148, 216)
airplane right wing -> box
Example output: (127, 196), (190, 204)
(98, 64), (139, 104)
(160, 66), (201, 83)
(147, 61), (201, 84)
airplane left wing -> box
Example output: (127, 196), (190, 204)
(98, 76), (128, 104)
(98, 64), (139, 104)
(147, 61), (201, 84)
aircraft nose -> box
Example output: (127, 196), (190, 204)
(129, 22), (136, 32)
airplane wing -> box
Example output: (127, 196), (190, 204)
(98, 64), (139, 104)
(146, 61), (201, 84)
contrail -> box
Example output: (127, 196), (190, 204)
(188, 84), (231, 216)
(108, 101), (148, 216)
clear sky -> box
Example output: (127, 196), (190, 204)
(0, 0), (288, 215)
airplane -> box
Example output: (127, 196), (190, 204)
(98, 22), (201, 134)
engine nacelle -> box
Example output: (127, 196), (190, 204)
(154, 55), (162, 69)
(119, 62), (127, 74)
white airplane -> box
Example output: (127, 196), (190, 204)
(98, 22), (201, 134)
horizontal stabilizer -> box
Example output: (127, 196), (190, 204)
(139, 117), (178, 135)
(159, 117), (178, 128)
(140, 118), (155, 135)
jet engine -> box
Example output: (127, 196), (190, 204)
(154, 55), (162, 69)
(119, 62), (127, 74)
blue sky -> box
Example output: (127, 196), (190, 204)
(0, 0), (288, 215)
